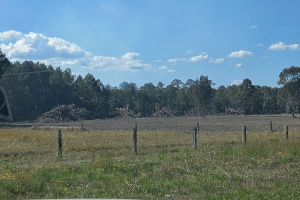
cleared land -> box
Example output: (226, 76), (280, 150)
(32, 114), (300, 133)
(0, 114), (300, 199)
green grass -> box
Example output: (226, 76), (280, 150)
(0, 128), (300, 199)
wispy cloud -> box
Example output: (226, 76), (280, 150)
(254, 43), (264, 47)
(185, 50), (193, 55)
(157, 65), (175, 73)
(236, 63), (242, 67)
(167, 53), (208, 63)
(167, 57), (184, 63)
(227, 50), (253, 58)
(0, 30), (153, 72)
(209, 58), (224, 63)
(268, 41), (299, 50)
(231, 80), (243, 85)
(249, 25), (259, 29)
(188, 54), (208, 62)
(158, 65), (167, 70)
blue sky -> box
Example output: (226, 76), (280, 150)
(1, 0), (300, 88)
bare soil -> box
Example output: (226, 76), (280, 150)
(28, 114), (300, 133)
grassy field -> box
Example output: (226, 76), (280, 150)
(0, 126), (300, 199)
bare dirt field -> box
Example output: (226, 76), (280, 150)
(24, 114), (300, 133)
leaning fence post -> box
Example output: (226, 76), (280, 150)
(193, 127), (197, 149)
(284, 125), (289, 141)
(132, 123), (137, 154)
(242, 125), (247, 144)
(57, 129), (63, 158)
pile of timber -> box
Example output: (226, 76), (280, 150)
(225, 107), (240, 115)
(115, 104), (137, 118)
(38, 104), (92, 122)
(153, 107), (178, 117)
(187, 108), (204, 116)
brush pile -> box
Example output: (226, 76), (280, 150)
(225, 107), (241, 115)
(38, 104), (92, 122)
(115, 104), (137, 118)
(153, 107), (178, 117)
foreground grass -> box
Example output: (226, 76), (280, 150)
(0, 128), (300, 199)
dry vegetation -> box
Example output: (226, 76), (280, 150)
(0, 115), (300, 199)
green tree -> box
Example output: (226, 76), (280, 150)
(74, 74), (109, 118)
(226, 84), (239, 110)
(123, 83), (137, 111)
(164, 84), (178, 110)
(237, 78), (254, 115)
(278, 66), (300, 117)
(213, 85), (229, 113)
(155, 81), (165, 111)
(49, 67), (75, 106)
(0, 49), (10, 75)
(0, 61), (54, 120)
(138, 83), (157, 116)
(277, 87), (288, 114)
(193, 76), (213, 116)
(171, 79), (183, 89)
(257, 86), (278, 114)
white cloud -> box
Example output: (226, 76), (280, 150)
(231, 80), (243, 85)
(48, 37), (84, 56)
(167, 58), (183, 63)
(0, 32), (86, 60)
(250, 25), (259, 29)
(167, 69), (175, 73)
(0, 30), (23, 41)
(236, 63), (242, 67)
(188, 54), (208, 62)
(85, 53), (152, 71)
(209, 58), (224, 63)
(121, 52), (139, 60)
(167, 53), (208, 63)
(0, 30), (152, 72)
(268, 41), (299, 50)
(228, 50), (253, 58)
(158, 65), (167, 70)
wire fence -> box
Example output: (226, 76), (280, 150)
(0, 120), (298, 165)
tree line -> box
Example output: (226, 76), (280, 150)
(0, 50), (298, 121)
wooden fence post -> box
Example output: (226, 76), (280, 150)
(57, 129), (63, 158)
(284, 125), (289, 141)
(81, 123), (84, 130)
(197, 122), (200, 132)
(270, 121), (273, 132)
(133, 123), (137, 154)
(242, 125), (247, 144)
(193, 127), (197, 149)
